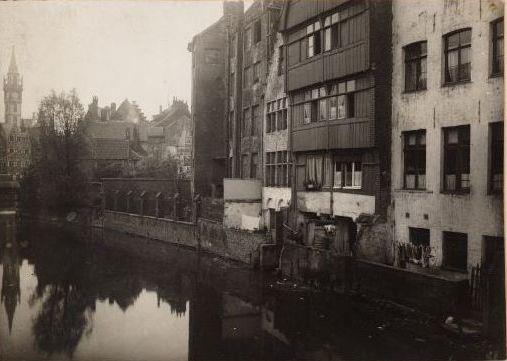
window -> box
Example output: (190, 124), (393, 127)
(323, 13), (340, 52)
(319, 98), (327, 122)
(334, 161), (362, 189)
(244, 27), (252, 50)
(278, 46), (285, 76)
(305, 154), (324, 188)
(242, 108), (250, 136)
(443, 231), (468, 272)
(251, 105), (259, 136)
(241, 154), (249, 178)
(490, 122), (503, 193)
(230, 35), (237, 59)
(443, 125), (470, 192)
(329, 96), (338, 119)
(253, 19), (261, 44)
(265, 151), (290, 187)
(303, 103), (311, 124)
(409, 228), (430, 248)
(444, 29), (472, 84)
(334, 80), (356, 119)
(230, 72), (235, 93)
(251, 153), (258, 179)
(492, 18), (504, 75)
(306, 21), (321, 58)
(404, 41), (427, 91)
(253, 62), (261, 83)
(228, 110), (234, 139)
(266, 152), (276, 186)
(266, 98), (287, 133)
(243, 66), (252, 88)
(279, 105), (287, 130)
(292, 80), (360, 127)
(403, 130), (426, 189)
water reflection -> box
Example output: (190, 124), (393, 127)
(0, 219), (499, 361)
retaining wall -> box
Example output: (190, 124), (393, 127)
(198, 218), (269, 265)
(280, 243), (468, 316)
(102, 210), (269, 266)
(103, 210), (197, 248)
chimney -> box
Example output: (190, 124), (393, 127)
(159, 105), (162, 113)
(111, 102), (116, 114)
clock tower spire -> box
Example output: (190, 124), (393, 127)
(3, 46), (23, 126)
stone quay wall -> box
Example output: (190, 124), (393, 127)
(101, 210), (268, 266)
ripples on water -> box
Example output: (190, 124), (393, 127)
(0, 218), (497, 361)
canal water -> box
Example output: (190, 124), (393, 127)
(0, 217), (495, 361)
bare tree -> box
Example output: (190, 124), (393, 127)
(21, 90), (88, 214)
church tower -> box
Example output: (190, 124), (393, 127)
(3, 46), (22, 126)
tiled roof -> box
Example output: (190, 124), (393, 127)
(85, 121), (148, 142)
(92, 139), (130, 160)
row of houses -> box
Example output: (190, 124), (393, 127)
(0, 44), (193, 181)
(189, 0), (504, 275)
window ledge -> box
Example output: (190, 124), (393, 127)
(489, 72), (503, 79)
(402, 88), (427, 95)
(487, 190), (503, 196)
(441, 266), (468, 274)
(440, 190), (470, 196)
(442, 80), (472, 88)
(394, 188), (433, 194)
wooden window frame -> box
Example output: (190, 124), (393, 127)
(403, 130), (426, 190)
(443, 28), (472, 84)
(491, 17), (504, 76)
(404, 41), (427, 92)
(489, 122), (503, 194)
(253, 19), (262, 44)
(443, 125), (470, 193)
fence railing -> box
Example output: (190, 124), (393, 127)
(469, 263), (484, 312)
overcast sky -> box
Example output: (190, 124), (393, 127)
(0, 1), (236, 121)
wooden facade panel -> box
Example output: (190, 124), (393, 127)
(287, 59), (323, 91)
(328, 120), (372, 149)
(285, 0), (349, 30)
(323, 42), (369, 82)
(292, 126), (328, 152)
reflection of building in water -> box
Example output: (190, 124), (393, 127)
(1, 214), (20, 334)
(156, 291), (187, 318)
(188, 283), (292, 361)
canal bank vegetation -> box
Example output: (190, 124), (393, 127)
(20, 90), (90, 216)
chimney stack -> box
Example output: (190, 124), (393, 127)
(111, 102), (116, 114)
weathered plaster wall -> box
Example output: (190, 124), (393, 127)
(262, 32), (292, 229)
(199, 218), (269, 265)
(332, 192), (376, 219)
(224, 178), (262, 200)
(224, 201), (262, 230)
(391, 0), (504, 268)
